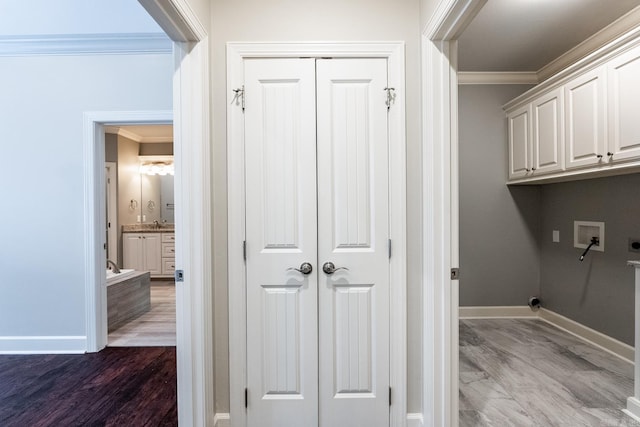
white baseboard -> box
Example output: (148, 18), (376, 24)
(213, 413), (230, 427)
(407, 412), (424, 427)
(538, 308), (634, 363)
(459, 305), (537, 319)
(459, 306), (634, 363)
(625, 397), (640, 423)
(0, 336), (86, 354)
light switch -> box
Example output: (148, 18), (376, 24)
(552, 230), (560, 243)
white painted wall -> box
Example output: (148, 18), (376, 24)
(210, 0), (423, 415)
(0, 0), (162, 36)
(0, 52), (172, 350)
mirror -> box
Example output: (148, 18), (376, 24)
(141, 173), (174, 224)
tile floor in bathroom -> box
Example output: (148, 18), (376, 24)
(460, 318), (640, 426)
(108, 281), (176, 347)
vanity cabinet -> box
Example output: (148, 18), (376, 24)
(161, 233), (176, 276)
(123, 232), (163, 277)
(506, 38), (640, 183)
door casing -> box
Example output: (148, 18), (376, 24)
(227, 42), (407, 426)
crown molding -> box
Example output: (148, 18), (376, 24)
(538, 6), (640, 82)
(104, 126), (172, 143)
(0, 33), (171, 57)
(458, 71), (538, 85)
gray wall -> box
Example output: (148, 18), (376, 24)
(459, 84), (540, 307)
(459, 84), (639, 346)
(540, 174), (640, 345)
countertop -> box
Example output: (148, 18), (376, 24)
(122, 224), (175, 233)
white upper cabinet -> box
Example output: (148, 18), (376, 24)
(507, 104), (532, 180)
(608, 44), (640, 162)
(505, 36), (640, 184)
(564, 66), (607, 169)
(532, 87), (564, 174)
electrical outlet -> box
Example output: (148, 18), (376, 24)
(629, 238), (640, 253)
(552, 230), (560, 242)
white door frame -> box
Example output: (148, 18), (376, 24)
(421, 1), (485, 426)
(84, 1), (214, 425)
(227, 42), (407, 426)
(84, 110), (172, 353)
(105, 161), (118, 263)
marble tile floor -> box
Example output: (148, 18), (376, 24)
(460, 318), (640, 427)
(108, 281), (176, 347)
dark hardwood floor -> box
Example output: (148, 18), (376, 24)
(0, 347), (177, 427)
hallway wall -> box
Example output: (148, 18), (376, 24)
(209, 0), (423, 415)
(0, 52), (172, 351)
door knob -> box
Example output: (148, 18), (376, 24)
(322, 262), (349, 274)
(287, 262), (313, 275)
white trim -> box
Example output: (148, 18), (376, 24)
(504, 26), (640, 111)
(104, 126), (173, 143)
(459, 306), (537, 319)
(539, 308), (634, 363)
(423, 0), (486, 40)
(0, 336), (86, 354)
(459, 306), (634, 363)
(138, 0), (207, 42)
(105, 162), (118, 264)
(538, 6), (640, 82)
(406, 413), (424, 427)
(227, 42), (407, 427)
(173, 39), (214, 427)
(625, 397), (640, 422)
(0, 33), (171, 57)
(458, 72), (538, 85)
(213, 413), (231, 427)
(83, 110), (173, 354)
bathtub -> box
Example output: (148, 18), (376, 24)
(106, 269), (136, 285)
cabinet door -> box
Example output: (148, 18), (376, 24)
(608, 44), (640, 162)
(142, 233), (162, 276)
(507, 104), (532, 180)
(532, 87), (564, 175)
(565, 66), (606, 169)
(122, 233), (144, 271)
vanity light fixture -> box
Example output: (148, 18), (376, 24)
(140, 161), (174, 176)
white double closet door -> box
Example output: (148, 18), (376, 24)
(244, 57), (390, 427)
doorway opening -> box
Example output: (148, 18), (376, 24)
(103, 124), (176, 347)
(83, 111), (173, 352)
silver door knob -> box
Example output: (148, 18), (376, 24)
(322, 262), (349, 274)
(287, 262), (313, 275)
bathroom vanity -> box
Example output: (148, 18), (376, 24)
(122, 224), (175, 278)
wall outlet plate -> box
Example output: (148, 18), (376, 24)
(629, 238), (640, 253)
(574, 221), (605, 252)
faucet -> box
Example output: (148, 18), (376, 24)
(107, 259), (121, 274)
(153, 219), (160, 229)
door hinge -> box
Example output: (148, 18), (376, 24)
(451, 268), (460, 280)
(243, 240), (247, 261)
(232, 86), (245, 112)
(384, 87), (396, 110)
(245, 388), (248, 408)
(388, 239), (392, 259)
(103, 243), (107, 250)
(389, 386), (392, 406)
